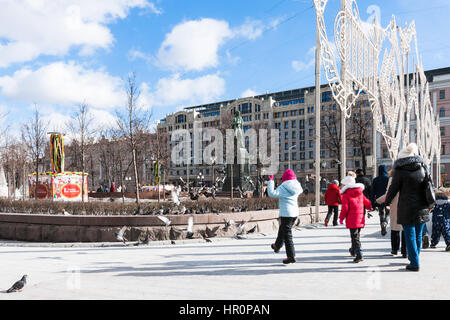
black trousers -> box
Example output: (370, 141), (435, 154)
(325, 206), (339, 225)
(275, 217), (296, 258)
(350, 228), (362, 257)
(378, 204), (390, 226)
(391, 230), (406, 254)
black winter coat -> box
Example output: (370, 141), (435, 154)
(371, 164), (389, 205)
(385, 155), (430, 225)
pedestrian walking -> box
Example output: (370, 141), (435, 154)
(356, 168), (372, 200)
(430, 188), (450, 251)
(376, 169), (407, 258)
(339, 174), (372, 263)
(385, 143), (431, 272)
(371, 164), (390, 236)
(268, 169), (303, 264)
(111, 182), (116, 193)
(324, 180), (342, 227)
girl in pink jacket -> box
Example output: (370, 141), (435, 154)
(339, 175), (372, 263)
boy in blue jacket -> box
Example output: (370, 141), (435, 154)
(267, 169), (303, 264)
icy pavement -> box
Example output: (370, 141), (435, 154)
(0, 215), (449, 300)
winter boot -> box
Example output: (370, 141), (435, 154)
(406, 265), (420, 272)
(446, 245), (450, 252)
(271, 243), (280, 253)
(282, 257), (296, 264)
(381, 223), (387, 236)
(353, 255), (364, 263)
(422, 234), (430, 249)
(349, 248), (355, 257)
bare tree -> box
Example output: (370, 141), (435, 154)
(320, 107), (352, 182)
(67, 102), (95, 202)
(21, 106), (48, 200)
(115, 73), (152, 204)
(348, 103), (373, 175)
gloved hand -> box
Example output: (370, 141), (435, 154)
(339, 220), (344, 225)
(268, 175), (274, 181)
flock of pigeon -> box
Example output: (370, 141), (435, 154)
(114, 214), (259, 245)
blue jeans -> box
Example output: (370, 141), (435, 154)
(402, 223), (426, 267)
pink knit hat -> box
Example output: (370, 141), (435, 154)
(282, 169), (297, 182)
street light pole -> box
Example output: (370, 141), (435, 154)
(315, 4), (321, 223)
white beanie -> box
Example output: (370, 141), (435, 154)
(398, 143), (418, 159)
(341, 176), (356, 186)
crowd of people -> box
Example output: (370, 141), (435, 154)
(268, 143), (449, 271)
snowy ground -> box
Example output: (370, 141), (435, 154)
(0, 215), (449, 300)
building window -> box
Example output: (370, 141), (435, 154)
(300, 152), (305, 160)
(284, 121), (289, 129)
(299, 119), (305, 129)
(291, 110), (297, 116)
(440, 108), (445, 117)
(292, 153), (297, 160)
(440, 90), (445, 99)
(299, 109), (305, 115)
(309, 128), (314, 136)
(291, 120), (297, 128)
(285, 153), (289, 161)
(284, 132), (289, 139)
(309, 140), (314, 148)
(441, 127), (445, 136)
(292, 131), (297, 139)
(299, 141), (305, 151)
(299, 131), (305, 140)
(285, 143), (289, 150)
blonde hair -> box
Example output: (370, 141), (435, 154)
(347, 171), (356, 178)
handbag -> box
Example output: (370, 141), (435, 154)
(421, 164), (436, 208)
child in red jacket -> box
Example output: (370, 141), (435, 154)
(339, 175), (372, 263)
(324, 180), (342, 227)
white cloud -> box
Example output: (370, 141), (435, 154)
(139, 73), (226, 108)
(0, 0), (159, 67)
(156, 18), (234, 72)
(233, 18), (265, 40)
(292, 47), (316, 72)
(127, 48), (153, 63)
(156, 17), (270, 72)
(0, 61), (125, 109)
(241, 89), (259, 98)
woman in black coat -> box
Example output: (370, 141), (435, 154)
(385, 143), (430, 272)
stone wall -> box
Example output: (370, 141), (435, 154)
(0, 206), (329, 242)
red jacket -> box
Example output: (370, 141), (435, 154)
(324, 184), (342, 206)
(339, 185), (372, 229)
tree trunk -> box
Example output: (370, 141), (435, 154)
(132, 148), (140, 204)
(35, 157), (39, 200)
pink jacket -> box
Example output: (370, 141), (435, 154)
(339, 184), (372, 229)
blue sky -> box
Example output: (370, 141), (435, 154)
(0, 0), (449, 136)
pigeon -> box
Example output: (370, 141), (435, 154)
(163, 207), (172, 215)
(223, 219), (235, 231)
(186, 216), (194, 239)
(134, 206), (143, 215)
(247, 225), (257, 234)
(235, 234), (248, 240)
(157, 215), (171, 227)
(171, 187), (181, 206)
(180, 206), (186, 215)
(115, 226), (128, 244)
(205, 226), (220, 238)
(158, 206), (164, 215)
(210, 207), (219, 214)
(6, 275), (28, 293)
(236, 219), (251, 235)
(134, 234), (151, 246)
(62, 209), (71, 216)
(144, 207), (155, 215)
